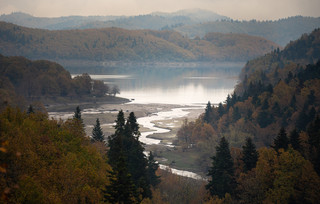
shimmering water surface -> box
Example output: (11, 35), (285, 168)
(86, 65), (242, 105)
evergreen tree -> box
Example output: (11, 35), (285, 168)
(73, 106), (84, 131)
(127, 112), (140, 138)
(124, 112), (150, 199)
(147, 151), (161, 187)
(206, 137), (235, 198)
(105, 150), (137, 204)
(107, 111), (154, 200)
(204, 101), (213, 123)
(92, 118), (104, 142)
(107, 110), (126, 169)
(289, 129), (301, 152)
(218, 102), (225, 117)
(273, 127), (289, 151)
(242, 137), (259, 172)
(73, 106), (82, 120)
(232, 106), (241, 122)
(307, 116), (320, 175)
(27, 105), (34, 114)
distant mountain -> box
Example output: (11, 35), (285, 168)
(0, 9), (228, 30)
(1, 12), (319, 46)
(174, 16), (320, 46)
(0, 12), (122, 30)
(151, 9), (230, 23)
(0, 22), (278, 65)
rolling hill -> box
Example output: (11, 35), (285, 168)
(0, 22), (279, 66)
(1, 11), (319, 46)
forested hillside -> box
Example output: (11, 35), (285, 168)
(1, 12), (319, 47)
(175, 16), (320, 46)
(174, 29), (320, 202)
(0, 22), (278, 63)
(0, 54), (121, 109)
(0, 9), (229, 30)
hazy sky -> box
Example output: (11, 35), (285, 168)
(1, 0), (319, 20)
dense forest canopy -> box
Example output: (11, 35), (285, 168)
(0, 21), (278, 63)
(0, 54), (120, 109)
(173, 28), (320, 203)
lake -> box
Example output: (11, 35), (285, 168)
(83, 63), (243, 105)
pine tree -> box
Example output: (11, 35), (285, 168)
(206, 137), (235, 198)
(73, 106), (84, 132)
(273, 127), (289, 151)
(92, 118), (104, 142)
(107, 110), (126, 168)
(127, 112), (140, 138)
(124, 112), (150, 199)
(105, 150), (137, 204)
(242, 137), (259, 172)
(289, 129), (301, 152)
(27, 105), (34, 114)
(73, 106), (82, 120)
(107, 111), (153, 200)
(218, 102), (225, 117)
(147, 151), (161, 187)
(307, 116), (320, 175)
(204, 101), (213, 123)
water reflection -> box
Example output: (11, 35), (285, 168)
(89, 65), (242, 105)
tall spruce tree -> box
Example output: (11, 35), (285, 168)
(124, 112), (150, 199)
(147, 151), (161, 187)
(273, 127), (289, 151)
(204, 101), (213, 123)
(108, 110), (126, 169)
(206, 137), (235, 198)
(242, 137), (259, 172)
(92, 118), (104, 142)
(27, 105), (34, 114)
(289, 129), (301, 152)
(73, 106), (82, 120)
(105, 150), (137, 204)
(107, 111), (154, 200)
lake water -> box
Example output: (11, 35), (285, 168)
(87, 64), (242, 105)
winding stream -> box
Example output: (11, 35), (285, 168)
(136, 106), (205, 180)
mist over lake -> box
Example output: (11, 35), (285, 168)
(72, 62), (243, 105)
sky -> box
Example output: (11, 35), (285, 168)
(1, 0), (319, 20)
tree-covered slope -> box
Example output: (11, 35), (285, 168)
(0, 22), (278, 63)
(0, 54), (114, 109)
(175, 16), (320, 46)
(176, 28), (320, 174)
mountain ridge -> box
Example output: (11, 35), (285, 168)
(0, 21), (279, 66)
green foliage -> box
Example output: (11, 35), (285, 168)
(105, 151), (138, 204)
(92, 118), (104, 142)
(206, 137), (235, 198)
(273, 127), (289, 151)
(147, 151), (161, 187)
(107, 111), (159, 201)
(242, 137), (259, 172)
(204, 101), (213, 124)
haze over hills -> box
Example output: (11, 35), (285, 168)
(1, 10), (320, 46)
(0, 21), (279, 68)
(174, 16), (320, 46)
(0, 9), (229, 30)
